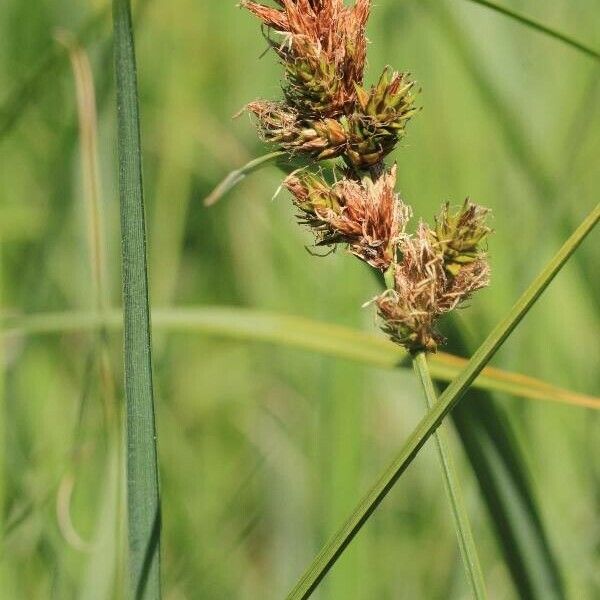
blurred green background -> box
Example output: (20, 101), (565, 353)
(0, 0), (598, 598)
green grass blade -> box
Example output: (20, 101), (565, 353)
(1, 307), (598, 411)
(203, 151), (339, 206)
(203, 151), (286, 206)
(445, 319), (566, 599)
(413, 352), (487, 599)
(452, 388), (566, 598)
(0, 7), (109, 140)
(464, 0), (600, 61)
(112, 0), (161, 598)
(285, 204), (599, 599)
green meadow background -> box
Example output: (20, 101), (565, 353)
(0, 0), (598, 598)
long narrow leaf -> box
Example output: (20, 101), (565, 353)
(112, 0), (161, 598)
(285, 204), (599, 599)
(1, 307), (598, 411)
(413, 353), (487, 599)
(464, 0), (600, 61)
(61, 31), (125, 598)
(2, 307), (598, 411)
(203, 151), (286, 206)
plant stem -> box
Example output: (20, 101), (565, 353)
(112, 0), (161, 598)
(413, 352), (487, 599)
(285, 203), (599, 600)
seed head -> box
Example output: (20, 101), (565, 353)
(376, 217), (491, 352)
(239, 1), (492, 356)
(284, 165), (410, 270)
(347, 68), (419, 169)
(428, 199), (492, 276)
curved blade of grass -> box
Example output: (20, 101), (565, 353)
(55, 30), (108, 310)
(62, 30), (126, 597)
(285, 204), (599, 599)
(413, 352), (487, 599)
(203, 151), (337, 206)
(112, 0), (161, 598)
(464, 0), (600, 61)
(1, 307), (598, 411)
(203, 151), (286, 206)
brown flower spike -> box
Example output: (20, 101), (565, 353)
(241, 0), (417, 170)
(284, 165), (410, 270)
(246, 101), (348, 160)
(241, 0), (370, 115)
(240, 0), (493, 353)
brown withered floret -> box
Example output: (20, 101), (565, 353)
(284, 165), (410, 271)
(241, 0), (370, 116)
(376, 222), (490, 352)
(246, 100), (348, 159)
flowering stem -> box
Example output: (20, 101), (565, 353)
(412, 351), (487, 599)
(285, 203), (598, 600)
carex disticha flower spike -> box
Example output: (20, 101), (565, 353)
(284, 164), (411, 271)
(240, 0), (492, 353)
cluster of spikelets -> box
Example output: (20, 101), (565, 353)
(241, 0), (492, 353)
(243, 0), (417, 168)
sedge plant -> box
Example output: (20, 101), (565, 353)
(238, 0), (492, 595)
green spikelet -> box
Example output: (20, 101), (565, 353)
(283, 44), (346, 116)
(346, 68), (418, 168)
(283, 170), (341, 217)
(429, 200), (492, 276)
(246, 102), (348, 159)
